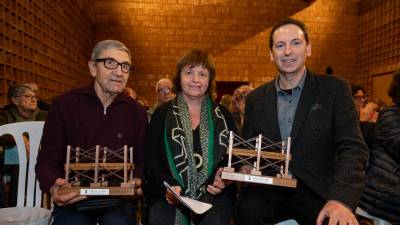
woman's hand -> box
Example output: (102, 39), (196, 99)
(207, 167), (232, 195)
(166, 185), (182, 205)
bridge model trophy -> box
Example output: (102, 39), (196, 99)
(59, 145), (136, 196)
(221, 131), (297, 188)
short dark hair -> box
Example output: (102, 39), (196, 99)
(351, 84), (366, 97)
(269, 18), (309, 50)
(173, 48), (216, 94)
(389, 69), (400, 105)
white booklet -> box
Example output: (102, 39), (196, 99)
(163, 181), (213, 214)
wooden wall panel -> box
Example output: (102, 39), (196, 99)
(357, 0), (400, 96)
(1, 0), (398, 107)
(0, 0), (93, 106)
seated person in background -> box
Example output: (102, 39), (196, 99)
(352, 84), (379, 148)
(0, 82), (47, 206)
(124, 86), (138, 100)
(35, 40), (147, 225)
(219, 94), (232, 112)
(147, 78), (175, 119)
(137, 97), (150, 110)
(352, 85), (379, 122)
(27, 82), (51, 111)
(231, 85), (253, 133)
(359, 69), (400, 224)
(145, 48), (237, 225)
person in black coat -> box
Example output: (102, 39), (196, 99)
(359, 70), (400, 224)
(235, 18), (368, 225)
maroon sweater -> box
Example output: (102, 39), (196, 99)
(35, 84), (148, 193)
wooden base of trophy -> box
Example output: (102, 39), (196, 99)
(59, 182), (135, 196)
(221, 168), (296, 188)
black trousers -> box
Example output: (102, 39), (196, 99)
(235, 181), (328, 225)
(148, 189), (235, 225)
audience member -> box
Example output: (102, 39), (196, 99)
(0, 82), (47, 206)
(125, 86), (137, 100)
(231, 85), (253, 133)
(137, 97), (150, 110)
(27, 82), (51, 110)
(352, 84), (379, 122)
(219, 94), (232, 112)
(359, 69), (400, 224)
(235, 18), (368, 225)
(351, 84), (379, 148)
(147, 78), (175, 118)
(145, 48), (236, 225)
(35, 40), (147, 225)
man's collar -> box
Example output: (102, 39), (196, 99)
(275, 70), (307, 94)
(81, 82), (131, 104)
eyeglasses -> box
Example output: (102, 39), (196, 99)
(94, 58), (134, 73)
(354, 95), (367, 102)
(16, 94), (38, 100)
(157, 87), (172, 95)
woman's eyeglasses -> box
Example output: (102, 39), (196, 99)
(16, 94), (38, 100)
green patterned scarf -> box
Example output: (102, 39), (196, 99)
(164, 93), (229, 225)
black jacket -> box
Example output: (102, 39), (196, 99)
(242, 70), (368, 210)
(359, 105), (400, 223)
(144, 100), (237, 207)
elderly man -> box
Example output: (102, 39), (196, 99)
(36, 40), (147, 225)
(235, 18), (368, 225)
(147, 78), (175, 118)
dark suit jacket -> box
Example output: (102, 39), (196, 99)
(242, 70), (368, 210)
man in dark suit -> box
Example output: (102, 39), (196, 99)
(234, 18), (368, 225)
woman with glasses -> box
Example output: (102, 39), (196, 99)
(145, 48), (237, 225)
(0, 83), (47, 206)
(351, 84), (380, 148)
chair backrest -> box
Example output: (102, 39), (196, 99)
(0, 121), (45, 207)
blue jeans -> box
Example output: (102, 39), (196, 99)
(52, 199), (136, 225)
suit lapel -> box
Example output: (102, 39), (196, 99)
(290, 71), (320, 145)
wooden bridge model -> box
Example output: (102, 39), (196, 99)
(222, 132), (297, 188)
(60, 145), (136, 196)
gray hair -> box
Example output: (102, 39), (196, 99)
(7, 83), (38, 98)
(155, 78), (173, 91)
(91, 40), (131, 61)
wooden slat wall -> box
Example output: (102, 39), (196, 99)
(357, 0), (400, 95)
(0, 0), (93, 106)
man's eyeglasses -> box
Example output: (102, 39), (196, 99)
(94, 58), (134, 73)
(16, 94), (38, 100)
